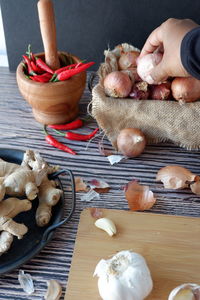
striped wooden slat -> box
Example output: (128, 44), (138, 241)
(0, 67), (199, 299)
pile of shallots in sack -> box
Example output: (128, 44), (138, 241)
(103, 44), (200, 102)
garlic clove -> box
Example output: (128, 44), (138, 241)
(156, 166), (197, 189)
(44, 279), (62, 300)
(168, 283), (200, 300)
(95, 217), (117, 236)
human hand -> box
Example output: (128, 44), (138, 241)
(138, 18), (199, 84)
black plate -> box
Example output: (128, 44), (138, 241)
(0, 149), (76, 274)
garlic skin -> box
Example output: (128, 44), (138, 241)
(95, 217), (117, 236)
(168, 283), (200, 300)
(94, 250), (153, 300)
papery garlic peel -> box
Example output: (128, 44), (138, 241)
(156, 165), (197, 189)
(168, 283), (200, 300)
(95, 217), (117, 236)
(94, 250), (153, 300)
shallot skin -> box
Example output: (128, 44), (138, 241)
(171, 77), (200, 102)
(104, 71), (132, 98)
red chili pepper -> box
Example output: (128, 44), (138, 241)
(30, 72), (52, 82)
(44, 126), (76, 155)
(36, 57), (54, 74)
(56, 128), (99, 141)
(54, 62), (84, 75)
(53, 62), (95, 82)
(48, 119), (84, 130)
(31, 61), (44, 74)
(23, 55), (36, 75)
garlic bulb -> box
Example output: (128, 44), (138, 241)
(94, 250), (153, 300)
(168, 283), (200, 300)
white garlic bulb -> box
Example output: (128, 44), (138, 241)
(94, 250), (153, 300)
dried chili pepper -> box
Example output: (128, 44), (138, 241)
(48, 119), (84, 130)
(55, 128), (99, 141)
(36, 57), (54, 74)
(44, 126), (76, 155)
(53, 62), (95, 82)
(30, 72), (52, 82)
(23, 55), (36, 75)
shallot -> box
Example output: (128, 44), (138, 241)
(125, 180), (156, 211)
(117, 128), (146, 157)
(149, 82), (171, 100)
(130, 81), (149, 100)
(171, 77), (200, 102)
(137, 52), (163, 83)
(103, 71), (132, 98)
(118, 51), (140, 70)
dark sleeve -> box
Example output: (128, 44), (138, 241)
(181, 26), (200, 79)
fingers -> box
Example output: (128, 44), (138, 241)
(139, 26), (163, 58)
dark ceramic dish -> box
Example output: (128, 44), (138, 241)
(0, 149), (76, 274)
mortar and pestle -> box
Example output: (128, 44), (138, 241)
(16, 0), (86, 125)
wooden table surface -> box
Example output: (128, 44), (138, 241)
(0, 67), (200, 299)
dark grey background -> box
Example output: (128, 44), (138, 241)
(1, 0), (200, 71)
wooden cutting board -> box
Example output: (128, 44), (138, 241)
(65, 208), (200, 299)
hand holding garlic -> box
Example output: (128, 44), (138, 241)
(94, 250), (153, 300)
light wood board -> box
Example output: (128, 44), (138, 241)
(65, 208), (200, 299)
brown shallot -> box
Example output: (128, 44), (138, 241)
(125, 180), (156, 211)
(129, 81), (149, 100)
(190, 181), (200, 195)
(118, 51), (140, 70)
(156, 165), (198, 189)
(117, 128), (146, 157)
(149, 82), (171, 100)
(104, 71), (132, 98)
(171, 77), (200, 102)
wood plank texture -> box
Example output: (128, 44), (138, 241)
(65, 208), (200, 300)
(0, 67), (200, 299)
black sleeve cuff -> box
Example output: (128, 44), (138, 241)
(181, 26), (200, 80)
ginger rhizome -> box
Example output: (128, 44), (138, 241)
(0, 150), (63, 254)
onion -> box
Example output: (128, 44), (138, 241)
(117, 128), (146, 157)
(118, 51), (140, 70)
(149, 82), (171, 100)
(129, 81), (149, 100)
(125, 180), (156, 211)
(171, 77), (200, 102)
(104, 71), (132, 98)
(156, 165), (197, 189)
(137, 52), (163, 83)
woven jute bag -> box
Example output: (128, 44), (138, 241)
(91, 43), (200, 150)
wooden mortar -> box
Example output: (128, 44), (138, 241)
(16, 52), (86, 125)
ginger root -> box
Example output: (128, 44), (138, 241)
(0, 197), (32, 255)
(36, 177), (63, 227)
(0, 149), (63, 254)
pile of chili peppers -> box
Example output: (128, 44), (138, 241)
(44, 119), (99, 155)
(22, 45), (95, 83)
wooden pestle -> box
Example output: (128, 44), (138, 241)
(37, 0), (60, 70)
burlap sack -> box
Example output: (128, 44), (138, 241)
(91, 43), (200, 150)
